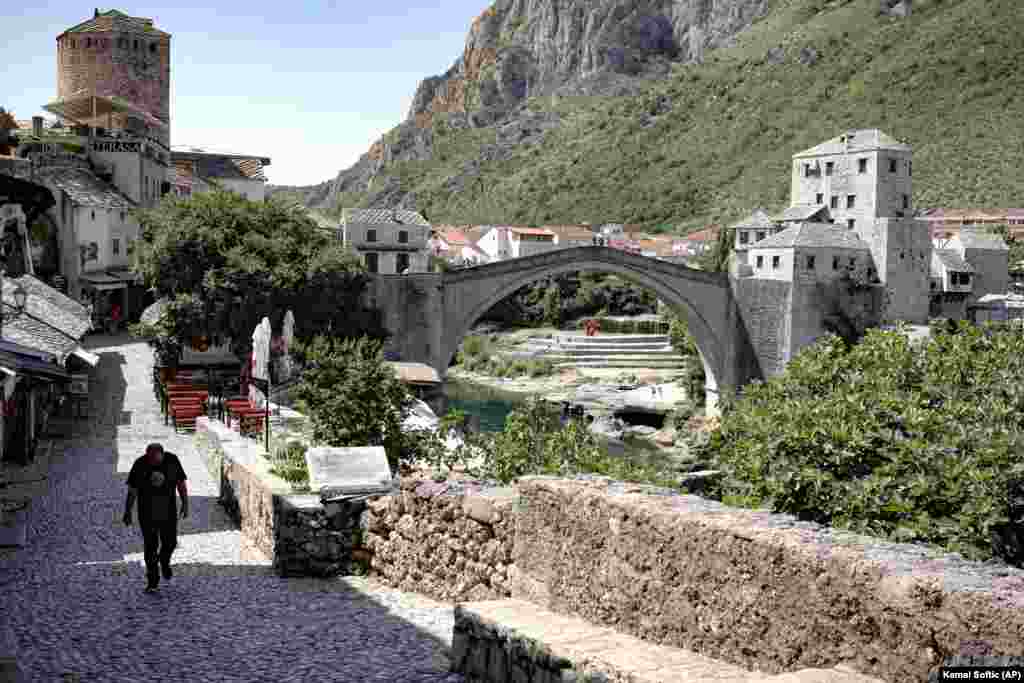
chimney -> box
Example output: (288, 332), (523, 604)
(32, 116), (43, 137)
(95, 8), (100, 18)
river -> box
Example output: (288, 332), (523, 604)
(442, 377), (670, 464)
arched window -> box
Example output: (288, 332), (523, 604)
(86, 38), (92, 48)
(133, 39), (139, 50)
(150, 43), (157, 54)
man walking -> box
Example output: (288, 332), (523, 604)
(123, 443), (188, 593)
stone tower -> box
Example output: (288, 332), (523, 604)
(55, 9), (171, 145)
(790, 129), (931, 323)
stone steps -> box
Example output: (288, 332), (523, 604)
(552, 358), (689, 369)
(526, 335), (670, 345)
(451, 599), (885, 683)
(530, 345), (674, 355)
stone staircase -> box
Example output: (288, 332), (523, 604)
(519, 334), (689, 369)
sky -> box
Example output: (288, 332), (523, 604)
(2, 0), (489, 186)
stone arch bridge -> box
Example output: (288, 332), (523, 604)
(365, 246), (794, 413)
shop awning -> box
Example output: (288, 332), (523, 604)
(43, 93), (168, 131)
(71, 347), (100, 367)
(80, 271), (140, 291)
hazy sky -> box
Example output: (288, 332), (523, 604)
(2, 1), (487, 186)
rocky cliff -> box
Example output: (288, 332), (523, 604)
(292, 0), (771, 212)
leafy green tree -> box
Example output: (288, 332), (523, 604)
(694, 227), (731, 273)
(664, 308), (706, 405)
(987, 224), (1024, 270)
(131, 190), (386, 364)
(542, 281), (562, 328)
(288, 335), (411, 470)
(703, 323), (1024, 565)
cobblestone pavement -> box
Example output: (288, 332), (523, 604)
(0, 333), (463, 683)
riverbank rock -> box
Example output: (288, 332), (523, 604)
(590, 415), (627, 440)
(652, 425), (677, 446)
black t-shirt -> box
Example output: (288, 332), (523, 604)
(127, 452), (187, 524)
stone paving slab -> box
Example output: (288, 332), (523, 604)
(0, 335), (463, 683)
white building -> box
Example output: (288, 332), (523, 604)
(477, 226), (556, 262)
(731, 128), (1010, 346)
(340, 208), (431, 274)
(429, 227), (487, 266)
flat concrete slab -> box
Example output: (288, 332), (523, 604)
(452, 599), (886, 683)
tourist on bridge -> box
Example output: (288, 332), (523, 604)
(123, 443), (189, 593)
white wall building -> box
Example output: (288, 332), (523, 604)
(477, 226), (556, 261)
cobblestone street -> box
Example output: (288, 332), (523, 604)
(0, 333), (462, 683)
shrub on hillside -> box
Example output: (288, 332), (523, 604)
(702, 323), (1024, 565)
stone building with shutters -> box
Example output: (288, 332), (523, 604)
(729, 128), (1009, 360)
(340, 208), (431, 274)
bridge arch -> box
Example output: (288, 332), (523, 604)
(439, 247), (739, 412)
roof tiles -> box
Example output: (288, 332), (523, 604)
(34, 167), (135, 209)
(932, 249), (975, 274)
(749, 222), (869, 250)
(793, 129), (911, 159)
(342, 208), (430, 226)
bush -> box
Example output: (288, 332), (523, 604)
(704, 323), (1024, 565)
(289, 335), (412, 471)
(268, 441), (310, 489)
(462, 335), (488, 358)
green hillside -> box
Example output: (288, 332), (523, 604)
(343, 0), (1023, 233)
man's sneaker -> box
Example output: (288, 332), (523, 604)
(161, 563), (172, 580)
(144, 583), (158, 593)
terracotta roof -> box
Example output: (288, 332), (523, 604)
(61, 9), (169, 37)
(730, 208), (775, 230)
(918, 208), (1024, 222)
(793, 129), (911, 158)
(932, 250), (975, 274)
(542, 224), (595, 239)
(749, 223), (869, 250)
(342, 208), (429, 226)
(509, 227), (555, 237)
(680, 227), (720, 242)
(33, 167), (135, 208)
(438, 228), (471, 246)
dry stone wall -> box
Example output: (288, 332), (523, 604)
(510, 476), (1024, 683)
(362, 477), (517, 602)
(274, 495), (366, 577)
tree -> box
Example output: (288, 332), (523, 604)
(987, 224), (1024, 271)
(131, 190), (386, 364)
(702, 323), (1024, 566)
(288, 336), (412, 470)
(542, 281), (562, 328)
(694, 227), (731, 273)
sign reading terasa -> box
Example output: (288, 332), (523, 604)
(91, 141), (141, 154)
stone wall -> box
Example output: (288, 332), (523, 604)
(362, 477), (517, 602)
(730, 275), (791, 376)
(274, 494), (366, 577)
(510, 476), (1024, 683)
